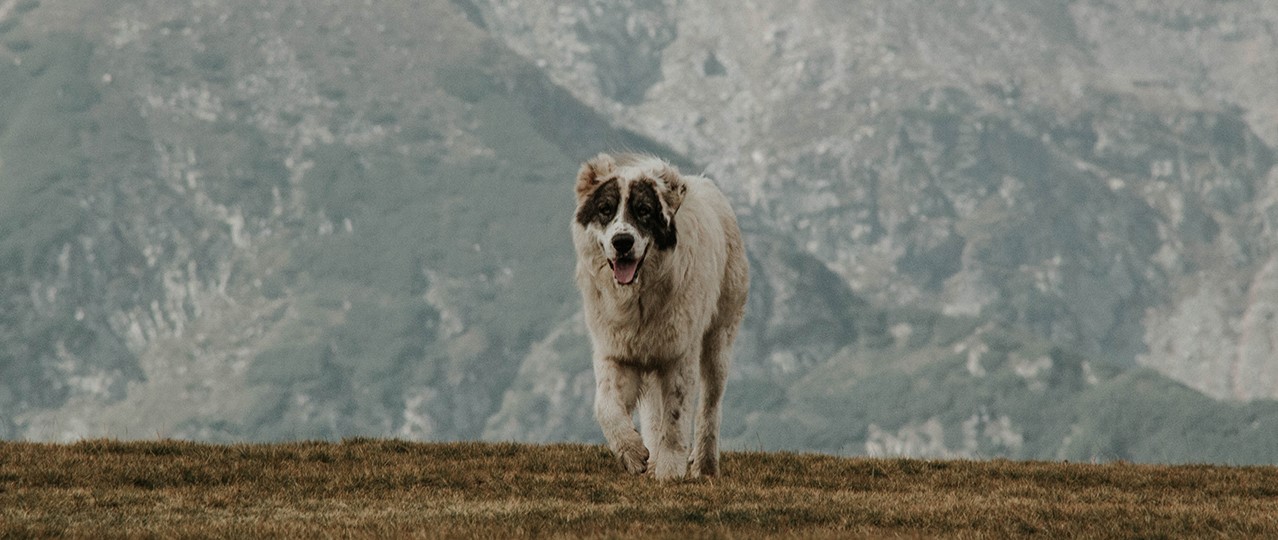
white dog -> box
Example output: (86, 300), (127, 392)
(571, 153), (748, 479)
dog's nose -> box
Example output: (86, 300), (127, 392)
(611, 234), (635, 254)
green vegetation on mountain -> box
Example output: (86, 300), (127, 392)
(0, 33), (99, 416)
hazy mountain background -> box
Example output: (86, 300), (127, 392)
(3, 0), (1278, 463)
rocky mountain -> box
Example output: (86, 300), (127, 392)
(2, 0), (1277, 463)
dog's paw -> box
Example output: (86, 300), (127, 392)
(652, 452), (689, 480)
(617, 442), (649, 475)
(689, 453), (719, 478)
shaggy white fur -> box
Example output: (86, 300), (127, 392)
(571, 153), (748, 479)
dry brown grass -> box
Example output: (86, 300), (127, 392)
(2, 439), (1277, 538)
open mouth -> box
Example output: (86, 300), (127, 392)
(607, 255), (644, 285)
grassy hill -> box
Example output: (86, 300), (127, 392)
(3, 440), (1277, 537)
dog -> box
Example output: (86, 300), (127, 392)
(571, 152), (748, 479)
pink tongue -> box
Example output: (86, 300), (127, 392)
(612, 259), (639, 284)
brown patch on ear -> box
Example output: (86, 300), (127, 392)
(576, 153), (617, 199)
(658, 165), (686, 213)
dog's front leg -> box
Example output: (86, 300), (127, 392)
(652, 359), (695, 480)
(594, 359), (647, 474)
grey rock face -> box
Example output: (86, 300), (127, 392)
(473, 0), (1278, 402)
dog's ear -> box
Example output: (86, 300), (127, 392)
(658, 165), (686, 214)
(576, 153), (617, 198)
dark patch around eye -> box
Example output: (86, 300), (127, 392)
(628, 178), (677, 251)
(576, 178), (620, 227)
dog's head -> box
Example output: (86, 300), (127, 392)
(573, 153), (686, 286)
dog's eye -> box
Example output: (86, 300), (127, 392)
(597, 201), (615, 216)
(635, 205), (653, 218)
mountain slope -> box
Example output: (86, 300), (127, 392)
(1, 0), (1278, 465)
(471, 0), (1278, 397)
(468, 0), (1278, 460)
(0, 0), (668, 441)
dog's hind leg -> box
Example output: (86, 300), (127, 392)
(652, 359), (696, 480)
(690, 326), (731, 478)
(594, 359), (647, 474)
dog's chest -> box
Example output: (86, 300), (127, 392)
(588, 289), (693, 364)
